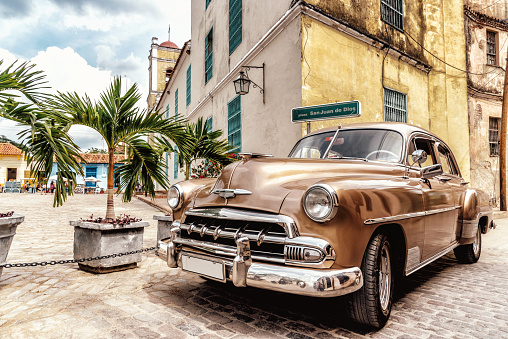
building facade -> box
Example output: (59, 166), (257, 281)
(0, 143), (27, 184)
(464, 2), (508, 204)
(157, 0), (471, 183)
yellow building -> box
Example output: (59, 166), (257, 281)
(147, 37), (181, 111)
(0, 143), (27, 184)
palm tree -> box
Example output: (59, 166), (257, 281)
(0, 60), (83, 207)
(47, 77), (188, 219)
(175, 117), (236, 180)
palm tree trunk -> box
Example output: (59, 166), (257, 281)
(106, 147), (115, 220)
(185, 163), (190, 180)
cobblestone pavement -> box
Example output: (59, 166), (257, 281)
(1, 193), (508, 338)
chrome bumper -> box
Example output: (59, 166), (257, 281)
(157, 228), (363, 298)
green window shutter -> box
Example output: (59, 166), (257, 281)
(229, 0), (242, 55)
(227, 95), (241, 153)
(384, 87), (407, 123)
(186, 65), (191, 107)
(166, 104), (169, 119)
(206, 0), (211, 9)
(174, 146), (179, 180)
(205, 28), (213, 83)
(205, 116), (213, 133)
(174, 89), (178, 121)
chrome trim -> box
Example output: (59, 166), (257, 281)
(238, 153), (274, 160)
(364, 206), (461, 225)
(303, 183), (339, 223)
(167, 184), (184, 211)
(157, 239), (362, 298)
(212, 188), (252, 199)
(184, 208), (299, 238)
(405, 241), (459, 275)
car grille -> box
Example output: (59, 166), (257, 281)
(180, 212), (291, 263)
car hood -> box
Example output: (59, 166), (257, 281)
(193, 158), (402, 214)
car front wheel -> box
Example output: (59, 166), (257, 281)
(454, 225), (481, 264)
(347, 233), (393, 329)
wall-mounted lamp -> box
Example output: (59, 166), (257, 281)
(233, 63), (265, 103)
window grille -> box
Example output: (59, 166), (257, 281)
(229, 0), (242, 55)
(381, 0), (404, 31)
(228, 96), (241, 153)
(205, 28), (213, 83)
(489, 117), (500, 156)
(487, 31), (497, 66)
(384, 88), (407, 123)
(166, 104), (169, 119)
(186, 65), (191, 107)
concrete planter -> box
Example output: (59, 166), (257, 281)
(70, 220), (150, 273)
(153, 215), (173, 243)
(0, 214), (24, 278)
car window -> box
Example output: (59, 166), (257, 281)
(289, 131), (335, 159)
(407, 138), (437, 167)
(290, 129), (403, 162)
(437, 144), (457, 175)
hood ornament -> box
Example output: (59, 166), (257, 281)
(213, 188), (252, 199)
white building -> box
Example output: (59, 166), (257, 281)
(156, 0), (302, 182)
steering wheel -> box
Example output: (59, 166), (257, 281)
(365, 150), (399, 161)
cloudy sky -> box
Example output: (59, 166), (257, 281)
(0, 0), (190, 151)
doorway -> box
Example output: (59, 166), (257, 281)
(7, 168), (17, 181)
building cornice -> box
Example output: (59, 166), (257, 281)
(468, 87), (503, 101)
(465, 6), (508, 31)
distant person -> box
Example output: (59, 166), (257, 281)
(50, 181), (55, 194)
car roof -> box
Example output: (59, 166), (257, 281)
(307, 122), (436, 140)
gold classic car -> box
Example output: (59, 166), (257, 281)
(157, 122), (494, 329)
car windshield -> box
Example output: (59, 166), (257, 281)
(289, 129), (403, 163)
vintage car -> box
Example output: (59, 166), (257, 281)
(157, 122), (494, 328)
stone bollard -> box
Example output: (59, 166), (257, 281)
(153, 215), (173, 243)
(0, 214), (24, 278)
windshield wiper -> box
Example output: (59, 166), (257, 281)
(329, 155), (368, 161)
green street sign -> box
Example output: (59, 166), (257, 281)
(291, 101), (361, 123)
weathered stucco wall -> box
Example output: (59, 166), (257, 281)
(465, 9), (508, 202)
(300, 0), (471, 180)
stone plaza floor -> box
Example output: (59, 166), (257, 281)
(1, 193), (508, 338)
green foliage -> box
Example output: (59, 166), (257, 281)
(172, 117), (236, 180)
(87, 147), (107, 154)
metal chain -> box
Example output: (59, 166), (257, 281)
(0, 246), (157, 269)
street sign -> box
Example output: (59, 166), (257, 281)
(291, 101), (361, 123)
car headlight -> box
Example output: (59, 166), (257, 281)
(303, 184), (338, 222)
(167, 184), (184, 211)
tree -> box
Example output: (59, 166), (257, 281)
(47, 77), (188, 219)
(174, 117), (236, 180)
(0, 60), (83, 207)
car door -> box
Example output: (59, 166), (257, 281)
(409, 136), (457, 260)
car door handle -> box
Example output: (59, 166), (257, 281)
(436, 176), (452, 182)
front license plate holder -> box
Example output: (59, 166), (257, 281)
(181, 254), (226, 282)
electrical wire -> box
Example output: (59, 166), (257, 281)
(405, 31), (501, 76)
(475, 0), (504, 13)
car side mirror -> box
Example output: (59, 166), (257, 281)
(411, 150), (427, 165)
(421, 164), (443, 179)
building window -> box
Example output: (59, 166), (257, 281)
(487, 31), (497, 66)
(166, 104), (169, 119)
(489, 117), (500, 156)
(205, 28), (213, 83)
(174, 88), (178, 120)
(228, 95), (241, 152)
(186, 65), (191, 107)
(85, 167), (97, 187)
(206, 0), (211, 9)
(166, 152), (169, 176)
(229, 0), (242, 55)
(205, 116), (213, 133)
(174, 146), (179, 180)
(381, 0), (404, 31)
(384, 87), (407, 123)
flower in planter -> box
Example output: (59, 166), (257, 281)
(0, 211), (14, 218)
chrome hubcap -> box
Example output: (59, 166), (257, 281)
(379, 242), (391, 313)
(473, 227), (480, 255)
